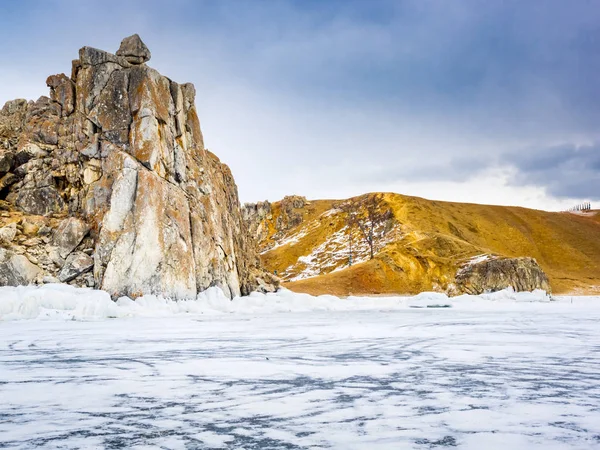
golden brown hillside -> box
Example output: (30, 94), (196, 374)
(244, 193), (600, 296)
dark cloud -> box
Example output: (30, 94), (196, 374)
(508, 143), (600, 199)
(1, 0), (599, 208)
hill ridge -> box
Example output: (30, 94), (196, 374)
(244, 192), (600, 296)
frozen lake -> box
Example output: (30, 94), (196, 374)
(1, 291), (600, 449)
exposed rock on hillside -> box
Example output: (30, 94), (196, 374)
(245, 194), (399, 282)
(242, 193), (596, 296)
(242, 200), (272, 245)
(0, 35), (277, 298)
(276, 195), (307, 230)
(452, 256), (551, 295)
(243, 195), (308, 253)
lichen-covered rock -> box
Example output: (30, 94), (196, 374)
(116, 34), (151, 65)
(243, 200), (272, 247)
(58, 251), (93, 282)
(0, 35), (277, 297)
(46, 74), (75, 117)
(0, 247), (42, 285)
(21, 216), (46, 236)
(452, 256), (551, 295)
(0, 223), (17, 244)
(0, 152), (14, 174)
(52, 217), (90, 259)
(243, 195), (308, 253)
(275, 196), (307, 233)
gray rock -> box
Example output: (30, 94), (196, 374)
(0, 222), (17, 244)
(16, 186), (65, 216)
(0, 173), (18, 192)
(11, 245), (25, 255)
(37, 225), (52, 236)
(0, 152), (14, 174)
(46, 74), (75, 117)
(52, 217), (90, 259)
(0, 247), (42, 286)
(80, 134), (100, 157)
(42, 275), (60, 283)
(453, 256), (551, 295)
(47, 246), (65, 268)
(26, 253), (39, 265)
(83, 272), (95, 287)
(21, 237), (41, 247)
(13, 143), (47, 168)
(116, 34), (151, 64)
(78, 46), (132, 68)
(58, 251), (93, 282)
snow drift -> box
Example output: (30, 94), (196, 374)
(0, 284), (594, 321)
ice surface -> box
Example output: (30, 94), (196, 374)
(1, 285), (599, 449)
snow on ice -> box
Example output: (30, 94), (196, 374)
(1, 285), (600, 449)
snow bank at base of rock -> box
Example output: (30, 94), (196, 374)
(0, 284), (595, 321)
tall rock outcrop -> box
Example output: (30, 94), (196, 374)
(0, 35), (277, 298)
(243, 195), (308, 253)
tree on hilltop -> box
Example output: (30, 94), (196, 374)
(338, 194), (393, 263)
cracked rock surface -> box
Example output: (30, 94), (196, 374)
(453, 256), (551, 295)
(0, 35), (277, 298)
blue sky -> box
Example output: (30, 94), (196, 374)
(1, 0), (599, 209)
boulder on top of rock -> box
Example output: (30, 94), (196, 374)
(116, 34), (151, 64)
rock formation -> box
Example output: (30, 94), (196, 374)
(242, 200), (273, 247)
(0, 35), (277, 298)
(243, 194), (560, 296)
(243, 195), (308, 253)
(452, 256), (551, 296)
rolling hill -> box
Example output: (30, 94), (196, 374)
(244, 193), (600, 296)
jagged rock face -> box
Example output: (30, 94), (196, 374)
(0, 35), (277, 298)
(276, 195), (306, 231)
(242, 200), (272, 247)
(452, 256), (551, 295)
(243, 195), (308, 253)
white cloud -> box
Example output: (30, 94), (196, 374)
(1, 0), (598, 211)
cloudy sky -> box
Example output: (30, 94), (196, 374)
(1, 0), (599, 210)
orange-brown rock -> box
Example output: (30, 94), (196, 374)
(0, 35), (277, 298)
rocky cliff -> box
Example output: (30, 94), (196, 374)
(0, 34), (277, 299)
(245, 193), (600, 296)
(243, 195), (307, 253)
